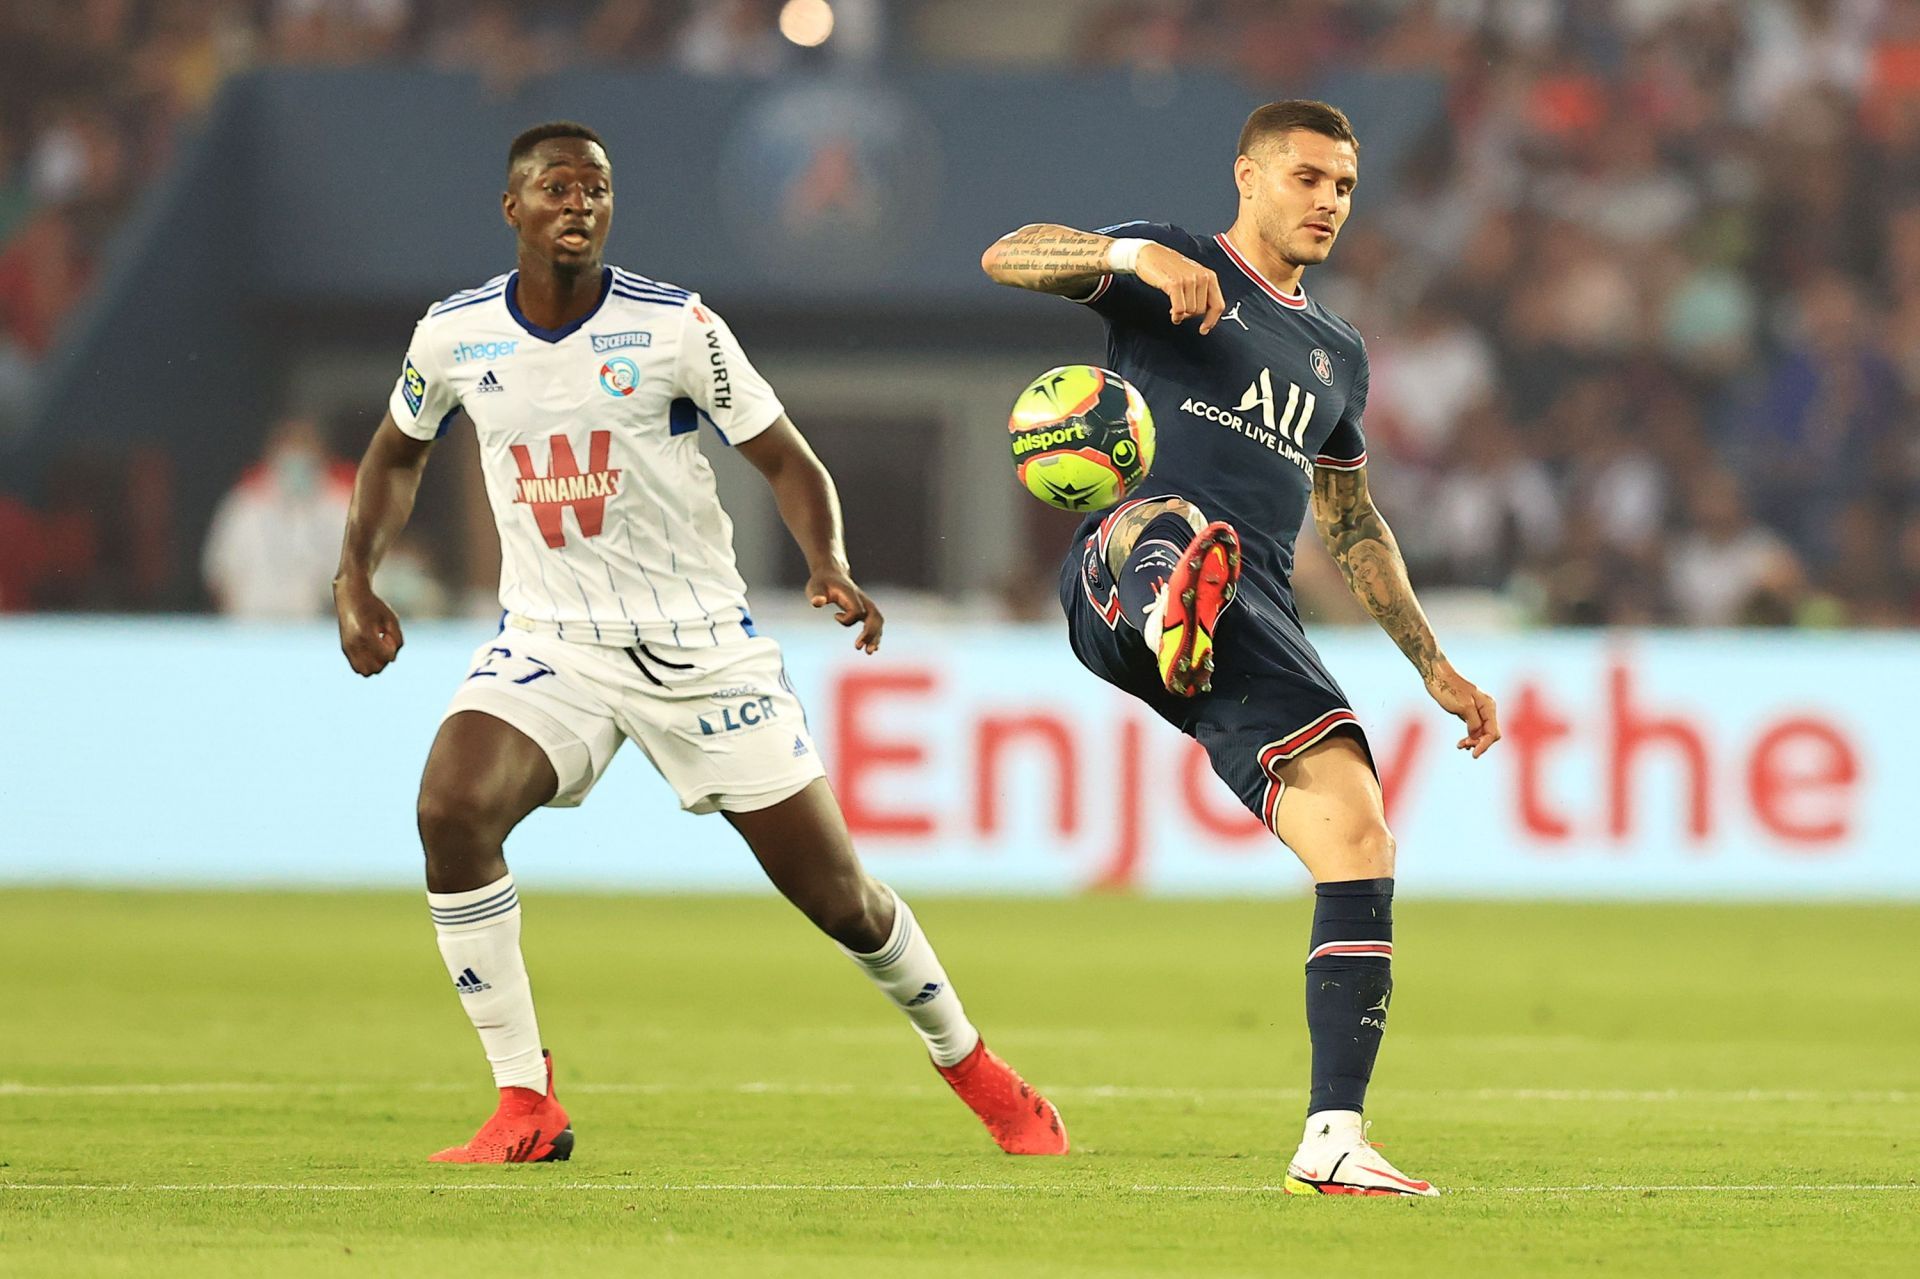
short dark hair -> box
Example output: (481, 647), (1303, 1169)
(506, 121), (607, 184)
(1237, 100), (1358, 160)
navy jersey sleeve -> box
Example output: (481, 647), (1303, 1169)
(1073, 221), (1210, 325)
(1315, 338), (1369, 470)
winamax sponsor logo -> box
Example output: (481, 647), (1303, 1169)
(509, 431), (622, 549)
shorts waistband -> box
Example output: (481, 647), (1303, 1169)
(503, 612), (757, 648)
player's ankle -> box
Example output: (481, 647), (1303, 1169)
(1303, 1109), (1364, 1142)
(1141, 582), (1169, 652)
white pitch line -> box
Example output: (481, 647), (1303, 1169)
(2, 1081), (1914, 1105)
(1475, 1185), (1920, 1194)
(1, 1182), (1916, 1195)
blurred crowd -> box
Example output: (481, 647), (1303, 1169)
(0, 0), (879, 447)
(1082, 0), (1920, 627)
(4, 0), (1920, 627)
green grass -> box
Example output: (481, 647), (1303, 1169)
(2, 891), (1916, 1277)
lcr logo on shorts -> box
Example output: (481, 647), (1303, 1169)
(698, 694), (778, 736)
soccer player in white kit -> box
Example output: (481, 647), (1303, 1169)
(332, 122), (1067, 1163)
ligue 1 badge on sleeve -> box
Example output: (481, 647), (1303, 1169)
(403, 357), (426, 414)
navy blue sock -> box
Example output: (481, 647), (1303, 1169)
(1304, 877), (1394, 1115)
(1114, 512), (1197, 633)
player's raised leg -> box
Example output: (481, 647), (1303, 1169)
(1102, 497), (1242, 697)
(724, 779), (1069, 1155)
(416, 709), (573, 1163)
(1266, 733), (1433, 1196)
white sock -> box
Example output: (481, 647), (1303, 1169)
(1142, 580), (1170, 652)
(428, 874), (547, 1093)
(1303, 1108), (1365, 1145)
(841, 888), (981, 1067)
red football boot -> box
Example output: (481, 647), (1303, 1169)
(1151, 521), (1241, 697)
(429, 1050), (574, 1164)
(935, 1039), (1069, 1156)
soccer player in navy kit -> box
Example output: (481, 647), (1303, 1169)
(982, 100), (1501, 1195)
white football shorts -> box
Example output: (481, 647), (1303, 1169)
(442, 623), (825, 813)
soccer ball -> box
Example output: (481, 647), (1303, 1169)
(1007, 365), (1156, 512)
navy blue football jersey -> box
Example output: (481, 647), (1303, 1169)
(1071, 222), (1369, 591)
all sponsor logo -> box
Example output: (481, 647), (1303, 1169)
(453, 338), (519, 363)
(1180, 369), (1316, 475)
(599, 356), (641, 397)
(590, 330), (653, 354)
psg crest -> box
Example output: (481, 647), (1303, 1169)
(1311, 348), (1334, 387)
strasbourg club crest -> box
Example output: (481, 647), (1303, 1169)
(599, 356), (640, 397)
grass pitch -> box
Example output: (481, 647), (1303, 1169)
(2, 891), (1916, 1277)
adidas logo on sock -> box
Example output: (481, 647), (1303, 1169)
(454, 966), (492, 995)
(475, 369), (505, 393)
(904, 981), (943, 1007)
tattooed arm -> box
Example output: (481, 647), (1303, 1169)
(980, 224), (1226, 332)
(1312, 464), (1502, 758)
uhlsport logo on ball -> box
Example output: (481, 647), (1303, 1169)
(1007, 365), (1155, 512)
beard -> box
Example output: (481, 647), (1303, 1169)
(1291, 236), (1334, 265)
(1255, 212), (1334, 269)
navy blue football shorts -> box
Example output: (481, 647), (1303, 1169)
(1057, 500), (1374, 834)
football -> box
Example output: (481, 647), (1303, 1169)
(1007, 365), (1156, 512)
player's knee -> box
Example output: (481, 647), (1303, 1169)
(416, 786), (509, 859)
(1164, 497), (1207, 530)
(1353, 823), (1396, 875)
(1108, 497), (1206, 574)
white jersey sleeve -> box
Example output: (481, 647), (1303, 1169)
(674, 298), (783, 447)
(388, 322), (462, 441)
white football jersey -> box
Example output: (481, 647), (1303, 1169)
(389, 267), (784, 647)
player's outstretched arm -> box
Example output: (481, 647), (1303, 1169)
(735, 415), (884, 654)
(333, 412), (435, 676)
(980, 224), (1225, 332)
(1311, 465), (1501, 758)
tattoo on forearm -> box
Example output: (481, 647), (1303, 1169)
(989, 225), (1111, 294)
(1313, 468), (1442, 679)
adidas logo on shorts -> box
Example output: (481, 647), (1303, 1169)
(792, 735), (809, 757)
